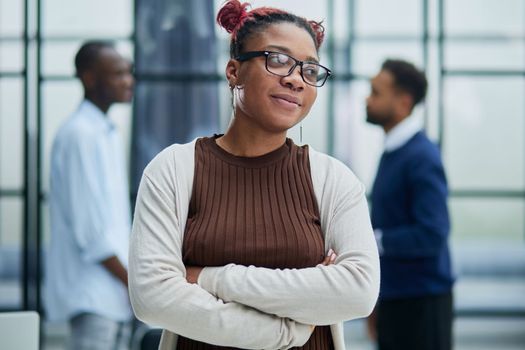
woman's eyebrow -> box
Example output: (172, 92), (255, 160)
(265, 44), (290, 53)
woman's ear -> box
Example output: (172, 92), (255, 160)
(225, 59), (241, 88)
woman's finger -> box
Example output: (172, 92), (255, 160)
(320, 249), (337, 266)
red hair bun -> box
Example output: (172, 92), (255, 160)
(309, 20), (325, 49)
(216, 0), (250, 34)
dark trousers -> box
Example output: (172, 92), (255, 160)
(377, 292), (453, 350)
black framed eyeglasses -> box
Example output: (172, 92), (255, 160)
(235, 50), (332, 87)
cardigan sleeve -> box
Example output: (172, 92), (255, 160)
(197, 154), (380, 325)
(128, 148), (312, 349)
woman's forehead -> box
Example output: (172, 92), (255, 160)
(245, 22), (318, 58)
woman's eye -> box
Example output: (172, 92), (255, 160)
(303, 65), (319, 78)
(269, 53), (290, 66)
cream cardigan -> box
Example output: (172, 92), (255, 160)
(129, 139), (380, 350)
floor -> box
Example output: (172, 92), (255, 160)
(344, 317), (525, 350)
(42, 316), (525, 350)
(42, 268), (525, 350)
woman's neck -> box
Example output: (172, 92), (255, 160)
(217, 120), (287, 157)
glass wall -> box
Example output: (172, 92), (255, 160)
(0, 0), (133, 314)
(443, 0), (525, 248)
(0, 0), (25, 311)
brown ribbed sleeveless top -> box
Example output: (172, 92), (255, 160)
(178, 136), (333, 350)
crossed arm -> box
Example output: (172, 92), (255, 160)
(185, 249), (337, 284)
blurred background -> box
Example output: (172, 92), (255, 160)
(0, 0), (524, 349)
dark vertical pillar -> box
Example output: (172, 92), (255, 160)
(22, 0), (42, 314)
(131, 0), (219, 195)
(437, 0), (445, 149)
(422, 0), (429, 129)
(327, 0), (335, 155)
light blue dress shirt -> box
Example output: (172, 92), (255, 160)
(45, 100), (132, 322)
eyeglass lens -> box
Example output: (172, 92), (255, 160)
(266, 52), (328, 86)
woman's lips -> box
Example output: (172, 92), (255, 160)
(271, 93), (301, 109)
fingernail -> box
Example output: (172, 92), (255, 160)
(327, 248), (334, 256)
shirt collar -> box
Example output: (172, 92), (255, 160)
(78, 99), (116, 131)
(384, 116), (423, 152)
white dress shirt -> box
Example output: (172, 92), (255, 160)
(384, 115), (423, 153)
(45, 100), (132, 322)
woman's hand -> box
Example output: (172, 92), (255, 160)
(319, 248), (337, 266)
(366, 307), (378, 341)
(186, 266), (204, 284)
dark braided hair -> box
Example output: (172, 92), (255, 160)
(216, 0), (325, 58)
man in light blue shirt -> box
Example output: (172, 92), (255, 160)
(45, 41), (134, 350)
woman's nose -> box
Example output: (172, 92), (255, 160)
(281, 65), (305, 90)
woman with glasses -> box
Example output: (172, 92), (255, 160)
(129, 1), (379, 349)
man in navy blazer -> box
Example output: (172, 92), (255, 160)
(366, 59), (454, 350)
